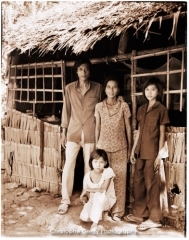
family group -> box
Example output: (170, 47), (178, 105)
(57, 58), (170, 232)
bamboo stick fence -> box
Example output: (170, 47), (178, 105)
(3, 109), (63, 194)
(163, 126), (186, 231)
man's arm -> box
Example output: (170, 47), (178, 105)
(61, 86), (71, 148)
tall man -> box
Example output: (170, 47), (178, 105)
(58, 58), (102, 214)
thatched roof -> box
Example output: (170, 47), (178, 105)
(2, 1), (186, 56)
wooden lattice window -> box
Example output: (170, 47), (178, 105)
(7, 60), (66, 116)
(8, 60), (66, 104)
(130, 45), (186, 130)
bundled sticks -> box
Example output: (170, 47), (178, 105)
(4, 109), (62, 194)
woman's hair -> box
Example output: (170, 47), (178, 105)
(142, 77), (164, 102)
(73, 57), (92, 72)
(88, 149), (109, 170)
(102, 74), (120, 99)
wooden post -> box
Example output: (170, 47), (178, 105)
(131, 50), (137, 131)
(61, 60), (66, 101)
(39, 120), (44, 168)
(128, 50), (137, 214)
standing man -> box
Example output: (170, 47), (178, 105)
(58, 58), (102, 214)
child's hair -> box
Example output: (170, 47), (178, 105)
(73, 57), (92, 72)
(89, 149), (109, 170)
(142, 77), (163, 102)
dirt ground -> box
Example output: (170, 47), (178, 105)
(1, 170), (185, 239)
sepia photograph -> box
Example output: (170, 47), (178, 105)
(1, 1), (187, 238)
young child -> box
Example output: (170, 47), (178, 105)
(80, 149), (116, 232)
(125, 77), (170, 231)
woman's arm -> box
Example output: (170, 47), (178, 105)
(124, 117), (132, 162)
(95, 111), (101, 145)
(154, 125), (165, 171)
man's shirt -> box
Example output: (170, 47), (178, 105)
(61, 80), (102, 143)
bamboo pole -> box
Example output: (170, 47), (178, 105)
(10, 74), (63, 80)
(132, 69), (185, 78)
(131, 50), (137, 131)
(9, 45), (185, 69)
(14, 100), (65, 103)
(129, 50), (137, 214)
(133, 47), (186, 60)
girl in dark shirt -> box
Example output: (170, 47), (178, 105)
(125, 77), (170, 231)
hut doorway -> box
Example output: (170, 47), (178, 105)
(73, 149), (84, 192)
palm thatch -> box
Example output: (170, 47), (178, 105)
(2, 1), (186, 56)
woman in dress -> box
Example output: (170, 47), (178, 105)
(95, 75), (132, 221)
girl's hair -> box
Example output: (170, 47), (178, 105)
(89, 149), (109, 170)
(73, 57), (92, 72)
(142, 77), (163, 102)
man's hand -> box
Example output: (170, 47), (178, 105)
(61, 133), (67, 149)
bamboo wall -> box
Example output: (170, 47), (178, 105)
(3, 109), (63, 194)
(164, 126), (186, 231)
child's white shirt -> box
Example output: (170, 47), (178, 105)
(83, 167), (116, 208)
